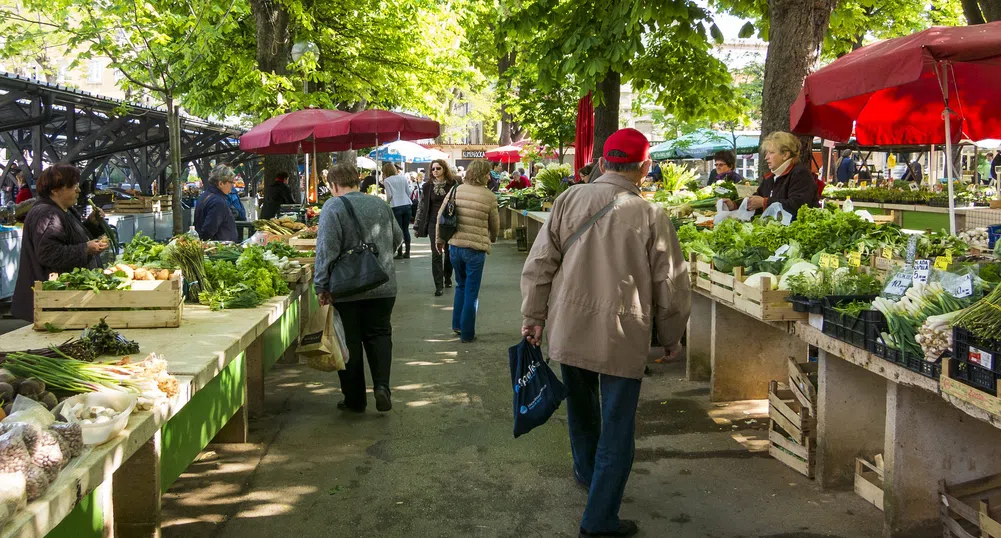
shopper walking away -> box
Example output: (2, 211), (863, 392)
(414, 158), (456, 296)
(436, 160), (499, 342)
(383, 163), (414, 259)
(314, 164), (403, 413)
(520, 128), (691, 538)
(194, 164), (239, 242)
(260, 172), (295, 219)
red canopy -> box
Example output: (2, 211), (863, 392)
(239, 109), (353, 154)
(790, 22), (1001, 146)
(574, 93), (594, 177)
(485, 145), (522, 163)
(313, 109), (440, 147)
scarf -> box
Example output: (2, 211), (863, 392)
(432, 179), (448, 197)
(770, 158), (795, 178)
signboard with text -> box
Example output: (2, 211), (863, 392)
(461, 150), (486, 159)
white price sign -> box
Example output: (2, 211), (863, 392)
(913, 259), (931, 283)
(970, 346), (994, 370)
(715, 186), (731, 195)
(775, 244), (791, 257)
(946, 273), (974, 298)
(883, 272), (912, 296)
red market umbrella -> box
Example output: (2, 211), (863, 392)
(574, 93), (594, 179)
(313, 109), (440, 146)
(239, 109), (353, 153)
(485, 145), (523, 163)
(789, 22), (1001, 234)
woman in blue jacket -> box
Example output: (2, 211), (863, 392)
(194, 165), (238, 242)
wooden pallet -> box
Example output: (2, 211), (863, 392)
(33, 271), (183, 330)
(940, 472), (1001, 538)
(788, 358), (818, 417)
(768, 380), (816, 478)
(855, 457), (885, 511)
(732, 268), (807, 321)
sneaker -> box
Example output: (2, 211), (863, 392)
(374, 387), (392, 412)
(445, 280), (452, 288)
(578, 520), (638, 537)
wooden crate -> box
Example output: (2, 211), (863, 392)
(940, 472), (1001, 538)
(289, 237), (316, 250)
(33, 271), (183, 330)
(692, 254), (712, 293)
(260, 233), (294, 245)
(732, 268), (807, 322)
(113, 198), (160, 214)
(941, 358), (1001, 417)
(855, 456), (885, 511)
(788, 358), (818, 416)
(290, 256), (315, 266)
(767, 380), (816, 478)
(710, 268), (736, 304)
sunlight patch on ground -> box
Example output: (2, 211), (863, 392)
(424, 338), (460, 343)
(435, 351), (458, 357)
(731, 433), (770, 453)
(708, 399), (768, 425)
(393, 383), (426, 391)
(407, 400), (432, 407)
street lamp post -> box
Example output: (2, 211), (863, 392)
(292, 40), (319, 206)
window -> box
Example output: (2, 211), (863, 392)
(57, 65), (68, 85)
(87, 60), (103, 83)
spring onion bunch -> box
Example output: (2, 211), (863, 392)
(163, 235), (212, 295)
(953, 284), (1001, 341)
(873, 282), (968, 359)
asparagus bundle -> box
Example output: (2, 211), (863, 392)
(953, 284), (1001, 341)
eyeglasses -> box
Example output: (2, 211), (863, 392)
(431, 167), (442, 171)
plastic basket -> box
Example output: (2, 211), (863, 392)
(953, 326), (1001, 373)
(988, 224), (1001, 250)
(949, 358), (999, 396)
(869, 325), (942, 379)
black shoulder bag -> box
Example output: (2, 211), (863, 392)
(437, 186), (459, 242)
(326, 196), (390, 297)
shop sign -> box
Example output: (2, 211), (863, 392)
(462, 150), (486, 159)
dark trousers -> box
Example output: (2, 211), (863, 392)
(392, 205), (412, 251)
(427, 226), (452, 290)
(561, 364), (642, 534)
(334, 297), (396, 409)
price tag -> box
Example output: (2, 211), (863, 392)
(934, 256), (950, 270)
(910, 182), (920, 191)
(945, 250), (953, 263)
(860, 181), (868, 188)
(971, 347), (994, 370)
(848, 251), (862, 268)
(906, 235), (919, 264)
(913, 259), (931, 283)
(881, 247), (894, 260)
(883, 271), (912, 296)
(819, 253), (840, 269)
(775, 244), (791, 257)
(946, 273), (974, 298)
(715, 186), (731, 195)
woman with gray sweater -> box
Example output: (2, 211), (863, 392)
(314, 163), (403, 413)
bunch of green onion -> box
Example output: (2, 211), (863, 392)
(873, 282), (968, 358)
(953, 284), (1001, 341)
(3, 351), (147, 395)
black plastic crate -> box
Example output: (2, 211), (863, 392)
(869, 330), (942, 379)
(821, 300), (871, 350)
(953, 327), (1001, 374)
(866, 311), (889, 355)
(949, 358), (999, 396)
(787, 295), (824, 314)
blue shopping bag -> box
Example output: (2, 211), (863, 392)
(509, 338), (567, 438)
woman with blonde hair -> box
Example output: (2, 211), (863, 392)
(436, 160), (499, 342)
(722, 131), (819, 218)
(414, 158), (457, 295)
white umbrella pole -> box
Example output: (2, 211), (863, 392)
(937, 61), (957, 235)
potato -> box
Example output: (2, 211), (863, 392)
(114, 264), (135, 280)
(134, 268), (151, 281)
(157, 269), (170, 280)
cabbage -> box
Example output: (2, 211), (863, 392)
(779, 262), (820, 291)
(744, 272), (779, 290)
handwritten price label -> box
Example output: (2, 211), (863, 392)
(820, 254), (840, 269)
(848, 251), (862, 268)
(884, 272), (912, 296)
(881, 247), (894, 260)
(934, 256), (950, 270)
(946, 273), (974, 298)
(913, 259), (931, 283)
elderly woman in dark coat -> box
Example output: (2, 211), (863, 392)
(12, 164), (109, 322)
(194, 164), (238, 242)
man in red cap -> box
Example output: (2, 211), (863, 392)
(520, 128), (691, 537)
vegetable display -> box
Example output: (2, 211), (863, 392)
(163, 235), (212, 295)
(254, 218), (307, 235)
(41, 268), (129, 292)
(952, 283), (1001, 343)
(873, 282), (972, 360)
(119, 232), (164, 266)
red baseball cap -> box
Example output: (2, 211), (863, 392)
(603, 128), (650, 164)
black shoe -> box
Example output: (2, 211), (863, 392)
(579, 520), (638, 538)
(460, 337), (476, 343)
(453, 328), (461, 335)
(434, 289), (444, 297)
(444, 280), (452, 288)
(403, 253), (410, 259)
(374, 387), (392, 412)
(337, 400), (365, 413)
(394, 254), (404, 260)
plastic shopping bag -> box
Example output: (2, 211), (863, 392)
(713, 198), (756, 226)
(761, 202), (794, 225)
(297, 304), (349, 372)
(509, 339), (567, 438)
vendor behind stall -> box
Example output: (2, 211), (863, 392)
(708, 150), (744, 185)
(11, 164), (109, 322)
(194, 164), (238, 242)
(721, 131), (820, 217)
(261, 172), (296, 219)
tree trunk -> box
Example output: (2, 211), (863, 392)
(759, 0), (839, 177)
(963, 0), (1001, 22)
(592, 70), (621, 161)
(166, 96), (185, 235)
(250, 0), (297, 211)
(498, 51), (519, 145)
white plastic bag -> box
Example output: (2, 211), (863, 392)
(713, 198), (756, 226)
(761, 202), (794, 225)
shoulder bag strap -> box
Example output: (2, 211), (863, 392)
(561, 189), (635, 253)
(338, 195), (372, 243)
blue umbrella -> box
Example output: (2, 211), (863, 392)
(369, 140), (447, 163)
(650, 130), (760, 160)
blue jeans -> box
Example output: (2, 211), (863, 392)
(391, 205), (412, 245)
(449, 245), (486, 341)
(561, 364), (642, 534)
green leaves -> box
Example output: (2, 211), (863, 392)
(738, 21), (756, 38)
(710, 23), (725, 44)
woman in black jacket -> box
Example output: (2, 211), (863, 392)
(414, 159), (457, 296)
(723, 131), (820, 218)
(11, 164), (109, 322)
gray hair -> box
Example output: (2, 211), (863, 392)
(207, 164), (235, 187)
(601, 156), (644, 173)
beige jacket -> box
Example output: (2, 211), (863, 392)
(520, 173), (691, 379)
(436, 184), (500, 253)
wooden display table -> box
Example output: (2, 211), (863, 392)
(0, 281), (316, 538)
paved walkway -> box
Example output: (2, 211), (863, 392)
(162, 239), (883, 538)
